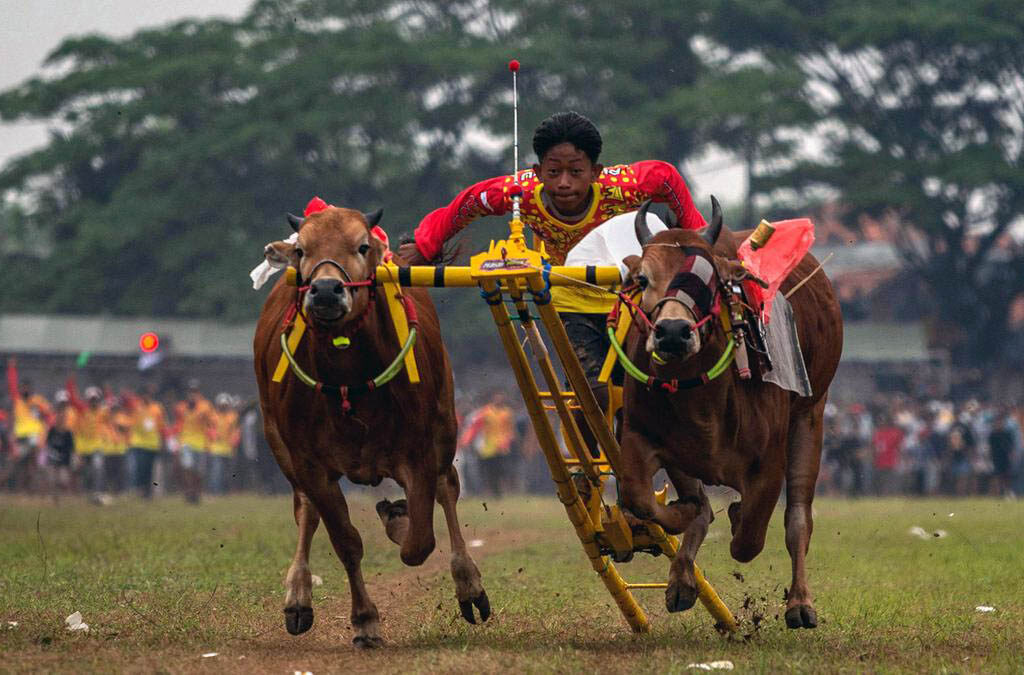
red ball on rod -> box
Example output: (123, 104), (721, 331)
(508, 59), (520, 72)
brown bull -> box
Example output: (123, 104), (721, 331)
(617, 198), (842, 629)
(253, 205), (488, 648)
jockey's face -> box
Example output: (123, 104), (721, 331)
(533, 142), (602, 216)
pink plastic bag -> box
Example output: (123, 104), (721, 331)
(737, 218), (815, 323)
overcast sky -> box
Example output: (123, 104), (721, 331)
(0, 0), (251, 166)
(0, 0), (744, 203)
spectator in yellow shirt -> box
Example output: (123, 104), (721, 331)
(459, 390), (516, 497)
(174, 379), (214, 504)
(102, 398), (132, 495)
(124, 384), (166, 499)
(67, 379), (109, 495)
(207, 393), (240, 494)
(3, 358), (54, 490)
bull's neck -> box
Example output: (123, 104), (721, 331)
(303, 299), (394, 381)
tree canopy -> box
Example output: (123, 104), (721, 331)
(1, 0), (1022, 367)
(717, 0), (1024, 365)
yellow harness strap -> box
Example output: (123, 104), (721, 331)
(598, 292), (638, 385)
(379, 264), (420, 384)
(273, 314), (306, 383)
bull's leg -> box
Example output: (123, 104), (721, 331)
(618, 429), (703, 535)
(261, 418), (320, 636)
(729, 472), (784, 564)
(436, 464), (490, 624)
(301, 474), (382, 648)
(375, 497), (410, 546)
(783, 401), (825, 629)
(662, 470), (714, 613)
(381, 466), (437, 567)
(284, 489), (320, 635)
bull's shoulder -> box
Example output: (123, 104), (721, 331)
(254, 278), (293, 356)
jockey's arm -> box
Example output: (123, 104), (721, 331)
(630, 160), (707, 230)
(408, 175), (512, 262)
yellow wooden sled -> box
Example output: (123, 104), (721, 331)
(360, 217), (738, 634)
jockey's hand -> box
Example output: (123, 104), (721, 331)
(397, 242), (430, 265)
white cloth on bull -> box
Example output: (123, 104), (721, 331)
(761, 292), (812, 397)
(563, 211), (667, 276)
(249, 232), (299, 289)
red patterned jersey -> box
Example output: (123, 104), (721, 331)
(414, 160), (706, 264)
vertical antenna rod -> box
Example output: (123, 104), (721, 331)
(509, 59), (522, 224)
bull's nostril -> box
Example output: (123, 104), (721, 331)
(655, 324), (667, 339)
(333, 284), (344, 294)
(309, 285), (318, 295)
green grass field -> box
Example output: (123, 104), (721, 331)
(1, 493), (1021, 673)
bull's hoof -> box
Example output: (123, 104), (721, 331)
(284, 605), (314, 635)
(665, 580), (698, 613)
(784, 605), (818, 629)
(572, 473), (593, 503)
(375, 498), (408, 521)
(459, 590), (491, 624)
(352, 634), (384, 649)
(610, 549), (634, 563)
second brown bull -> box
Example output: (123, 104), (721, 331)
(616, 198), (842, 629)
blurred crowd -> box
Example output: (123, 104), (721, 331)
(0, 358), (286, 503)
(5, 355), (1022, 502)
(821, 395), (1024, 498)
(458, 390), (1024, 500)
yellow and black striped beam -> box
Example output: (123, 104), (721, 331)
(374, 265), (622, 288)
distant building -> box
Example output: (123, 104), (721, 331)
(0, 314), (256, 400)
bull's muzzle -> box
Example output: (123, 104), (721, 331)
(652, 319), (697, 358)
(307, 278), (350, 320)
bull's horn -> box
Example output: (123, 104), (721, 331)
(634, 199), (654, 246)
(363, 208), (383, 227)
(665, 209), (679, 229)
(702, 195), (723, 245)
(286, 213), (304, 232)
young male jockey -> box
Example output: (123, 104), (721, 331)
(399, 111), (706, 394)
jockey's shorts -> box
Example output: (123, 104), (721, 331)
(560, 312), (623, 388)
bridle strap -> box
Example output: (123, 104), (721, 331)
(306, 258), (372, 288)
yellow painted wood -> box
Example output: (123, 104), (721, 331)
(272, 314), (306, 383)
(598, 292), (636, 385)
(371, 264), (621, 287)
(383, 230), (736, 634)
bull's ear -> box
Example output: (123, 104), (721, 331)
(369, 232), (388, 261)
(622, 254), (642, 284)
(263, 240), (296, 268)
(713, 255), (769, 288)
(286, 213), (304, 232)
(363, 208), (383, 227)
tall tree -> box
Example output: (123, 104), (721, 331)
(0, 0), (805, 374)
(0, 0), (504, 320)
(716, 0), (1024, 366)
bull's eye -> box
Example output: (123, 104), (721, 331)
(358, 243), (370, 255)
(636, 274), (649, 289)
(294, 248), (304, 259)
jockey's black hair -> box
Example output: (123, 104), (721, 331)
(532, 111), (602, 163)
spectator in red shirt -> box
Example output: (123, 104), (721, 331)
(872, 415), (905, 495)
